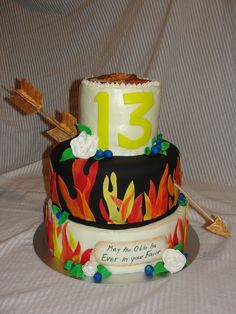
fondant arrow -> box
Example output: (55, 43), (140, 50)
(175, 183), (231, 239)
(5, 78), (77, 142)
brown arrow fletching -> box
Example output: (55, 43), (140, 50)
(6, 77), (78, 142)
(8, 78), (43, 114)
(47, 127), (74, 143)
(60, 111), (77, 133)
(46, 111), (77, 142)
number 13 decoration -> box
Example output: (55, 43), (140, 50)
(95, 91), (155, 150)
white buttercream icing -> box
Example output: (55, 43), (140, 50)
(79, 78), (161, 156)
(82, 78), (160, 88)
(47, 200), (186, 274)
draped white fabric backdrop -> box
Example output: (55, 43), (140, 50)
(0, 1), (235, 313)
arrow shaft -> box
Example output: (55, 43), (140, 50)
(175, 183), (214, 222)
(38, 108), (72, 136)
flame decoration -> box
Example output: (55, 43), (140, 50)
(100, 173), (141, 224)
(55, 159), (99, 222)
(50, 171), (61, 207)
(100, 164), (181, 224)
(51, 158), (182, 225)
(45, 204), (81, 262)
(45, 203), (188, 264)
(167, 216), (189, 249)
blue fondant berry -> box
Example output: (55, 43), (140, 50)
(144, 265), (154, 277)
(183, 252), (188, 259)
(93, 272), (102, 283)
(151, 145), (160, 155)
(56, 212), (63, 219)
(95, 150), (104, 159)
(103, 150), (113, 159)
(156, 139), (162, 146)
(178, 193), (187, 206)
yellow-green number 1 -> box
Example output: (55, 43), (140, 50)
(95, 92), (109, 149)
(118, 92), (154, 149)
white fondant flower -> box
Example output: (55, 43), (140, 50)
(70, 131), (98, 159)
(82, 261), (98, 277)
(162, 249), (186, 274)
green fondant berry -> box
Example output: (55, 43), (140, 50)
(153, 261), (168, 275)
(145, 147), (151, 155)
(97, 264), (112, 279)
(64, 260), (73, 271)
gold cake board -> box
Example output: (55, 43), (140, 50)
(33, 223), (199, 284)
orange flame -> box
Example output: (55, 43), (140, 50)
(153, 164), (169, 217)
(99, 161), (182, 224)
(46, 209), (82, 263)
(128, 194), (143, 223)
(57, 159), (98, 222)
(144, 164), (169, 220)
(111, 192), (135, 223)
(99, 199), (114, 223)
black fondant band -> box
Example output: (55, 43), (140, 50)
(51, 138), (180, 226)
(66, 203), (179, 230)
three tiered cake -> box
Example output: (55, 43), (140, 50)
(45, 73), (188, 280)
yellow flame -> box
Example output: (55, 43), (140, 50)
(102, 172), (136, 223)
(69, 228), (77, 251)
(144, 193), (152, 220)
(103, 172), (119, 221)
(121, 181), (135, 222)
(52, 217), (62, 259)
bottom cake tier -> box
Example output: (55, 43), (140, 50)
(45, 200), (188, 276)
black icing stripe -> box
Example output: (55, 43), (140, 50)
(66, 203), (180, 230)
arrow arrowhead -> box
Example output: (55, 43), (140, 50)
(206, 216), (231, 239)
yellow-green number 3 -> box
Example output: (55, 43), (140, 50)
(118, 92), (154, 149)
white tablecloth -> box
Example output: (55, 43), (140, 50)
(1, 0), (235, 313)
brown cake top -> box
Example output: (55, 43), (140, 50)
(88, 73), (151, 84)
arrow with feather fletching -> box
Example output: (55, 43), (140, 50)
(4, 78), (231, 239)
(5, 78), (77, 142)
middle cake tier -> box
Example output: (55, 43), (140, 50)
(50, 138), (182, 228)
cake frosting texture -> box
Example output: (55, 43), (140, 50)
(45, 200), (187, 274)
(79, 73), (160, 156)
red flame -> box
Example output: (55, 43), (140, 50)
(175, 158), (182, 186)
(50, 171), (61, 206)
(128, 194), (143, 223)
(99, 199), (114, 223)
(80, 248), (93, 265)
(167, 218), (185, 248)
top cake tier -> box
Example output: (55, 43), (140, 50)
(79, 73), (160, 156)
